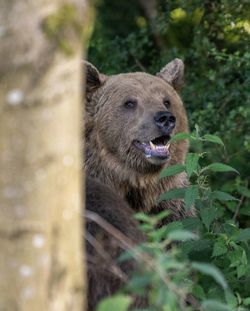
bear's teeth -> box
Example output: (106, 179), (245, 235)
(150, 141), (156, 149)
(165, 143), (170, 150)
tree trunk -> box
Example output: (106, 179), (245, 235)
(0, 1), (87, 310)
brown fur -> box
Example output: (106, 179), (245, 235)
(86, 178), (146, 310)
(85, 59), (193, 310)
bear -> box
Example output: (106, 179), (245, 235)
(86, 178), (146, 310)
(84, 59), (193, 310)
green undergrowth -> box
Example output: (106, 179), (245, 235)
(97, 128), (250, 311)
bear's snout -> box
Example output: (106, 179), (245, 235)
(154, 111), (176, 134)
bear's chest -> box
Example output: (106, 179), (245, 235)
(125, 185), (159, 212)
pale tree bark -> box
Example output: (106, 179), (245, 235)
(0, 1), (88, 310)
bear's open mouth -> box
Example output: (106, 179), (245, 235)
(133, 135), (171, 159)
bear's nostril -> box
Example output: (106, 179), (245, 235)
(158, 116), (168, 123)
(169, 116), (176, 123)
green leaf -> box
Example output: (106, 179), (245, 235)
(182, 217), (201, 231)
(191, 262), (228, 289)
(202, 163), (239, 174)
(169, 132), (193, 142)
(238, 206), (250, 216)
(225, 290), (238, 308)
(164, 221), (183, 235)
(201, 300), (231, 311)
(192, 284), (206, 300)
(203, 134), (224, 146)
(212, 241), (228, 257)
(243, 297), (250, 306)
(97, 295), (132, 311)
(228, 245), (244, 267)
(160, 258), (185, 270)
(237, 185), (250, 198)
(134, 213), (152, 223)
(168, 229), (198, 241)
(149, 226), (169, 241)
(210, 191), (238, 201)
(185, 153), (200, 177)
(158, 188), (186, 203)
(236, 228), (250, 242)
(228, 247), (248, 278)
(159, 164), (185, 179)
(139, 223), (153, 232)
(153, 210), (171, 221)
(184, 185), (199, 210)
(181, 239), (212, 256)
(237, 263), (247, 278)
(200, 207), (216, 230)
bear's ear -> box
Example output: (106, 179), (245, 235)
(156, 58), (184, 91)
(83, 61), (106, 96)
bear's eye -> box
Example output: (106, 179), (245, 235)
(163, 99), (171, 109)
(124, 100), (137, 109)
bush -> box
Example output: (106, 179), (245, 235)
(97, 131), (250, 311)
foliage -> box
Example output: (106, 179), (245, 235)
(97, 295), (132, 311)
(96, 131), (250, 310)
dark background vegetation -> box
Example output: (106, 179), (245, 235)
(88, 1), (250, 309)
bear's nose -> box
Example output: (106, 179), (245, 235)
(154, 111), (176, 133)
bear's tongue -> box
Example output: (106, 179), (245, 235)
(134, 135), (171, 159)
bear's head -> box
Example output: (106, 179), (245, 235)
(84, 59), (189, 175)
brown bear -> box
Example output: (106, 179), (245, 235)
(85, 59), (193, 310)
(86, 178), (146, 310)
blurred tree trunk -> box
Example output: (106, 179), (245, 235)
(0, 0), (88, 310)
